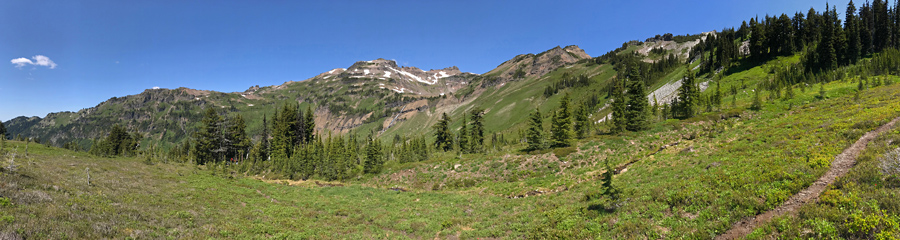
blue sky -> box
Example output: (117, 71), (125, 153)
(1, 0), (852, 121)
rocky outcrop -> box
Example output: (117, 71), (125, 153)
(485, 45), (591, 83)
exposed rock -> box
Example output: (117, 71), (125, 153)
(485, 45), (591, 84)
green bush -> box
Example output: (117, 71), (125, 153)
(0, 197), (11, 207)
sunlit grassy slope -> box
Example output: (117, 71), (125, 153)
(3, 53), (900, 239)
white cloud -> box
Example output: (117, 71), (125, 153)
(31, 55), (57, 69)
(10, 55), (57, 69)
(10, 58), (33, 68)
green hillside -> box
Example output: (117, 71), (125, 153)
(3, 49), (900, 238)
(5, 2), (900, 239)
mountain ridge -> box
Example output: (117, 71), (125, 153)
(1, 42), (646, 148)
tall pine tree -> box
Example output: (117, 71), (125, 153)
(573, 102), (590, 139)
(676, 67), (700, 119)
(611, 78), (627, 133)
(469, 108), (485, 153)
(364, 135), (383, 174)
(458, 113), (470, 153)
(624, 63), (650, 131)
(550, 93), (573, 147)
(224, 113), (250, 161)
(193, 107), (223, 165)
(847, 0), (862, 64)
(874, 0), (891, 51)
(526, 108), (545, 151)
(433, 113), (453, 151)
(815, 3), (838, 71)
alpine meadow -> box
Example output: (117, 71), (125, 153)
(5, 1), (900, 239)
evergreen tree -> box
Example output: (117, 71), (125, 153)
(550, 93), (573, 147)
(793, 12), (807, 50)
(676, 67), (700, 119)
(807, 7), (822, 45)
(818, 83), (827, 99)
(304, 106), (316, 144)
(611, 78), (627, 133)
(815, 3), (838, 71)
(624, 64), (650, 131)
(347, 133), (360, 166)
(785, 83), (795, 100)
(714, 79), (723, 109)
(750, 17), (769, 60)
(602, 159), (617, 197)
(526, 108), (545, 151)
(776, 13), (795, 55)
(458, 113), (470, 153)
(433, 113), (452, 151)
(894, 0), (900, 48)
(193, 107), (223, 165)
(0, 121), (6, 139)
(874, 0), (891, 51)
(331, 134), (347, 180)
(468, 108), (485, 153)
(260, 115), (270, 161)
(847, 0), (862, 64)
(832, 6), (848, 66)
(738, 20), (750, 41)
(225, 113), (250, 162)
(574, 102), (590, 139)
(750, 89), (763, 111)
(271, 104), (299, 167)
(861, 2), (875, 55)
(296, 106), (307, 145)
(364, 135), (383, 174)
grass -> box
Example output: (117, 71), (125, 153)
(4, 51), (900, 239)
(0, 141), (556, 239)
(746, 119), (900, 239)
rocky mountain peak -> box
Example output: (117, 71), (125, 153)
(563, 45), (590, 59)
(486, 45), (592, 83)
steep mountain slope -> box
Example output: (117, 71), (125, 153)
(4, 36), (715, 151)
(3, 45), (597, 149)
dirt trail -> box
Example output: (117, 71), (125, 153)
(716, 115), (900, 239)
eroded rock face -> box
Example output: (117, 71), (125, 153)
(486, 45), (591, 83)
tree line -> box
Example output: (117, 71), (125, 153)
(525, 93), (593, 151)
(433, 108), (486, 154)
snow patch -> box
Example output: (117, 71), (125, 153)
(380, 87), (406, 93)
(384, 71), (391, 78)
(438, 71), (450, 78)
(388, 66), (434, 85)
(364, 69), (370, 75)
(248, 104), (254, 107)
